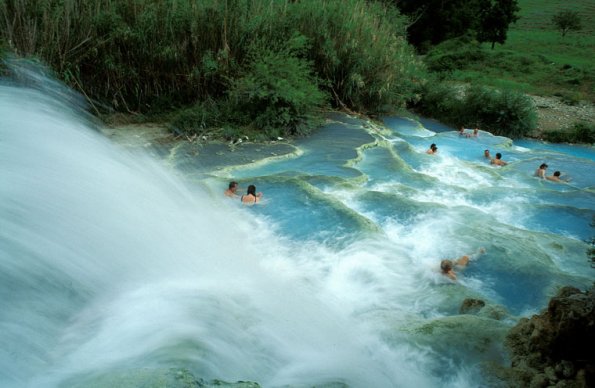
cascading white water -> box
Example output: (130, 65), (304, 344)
(3, 62), (593, 388)
(0, 65), (463, 388)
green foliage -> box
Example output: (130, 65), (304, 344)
(551, 10), (582, 37)
(542, 122), (595, 144)
(476, 0), (520, 49)
(0, 0), (424, 138)
(424, 31), (595, 103)
(414, 83), (537, 138)
(424, 38), (487, 73)
(289, 0), (423, 113)
(392, 0), (520, 51)
(170, 99), (222, 136)
(227, 34), (328, 136)
(461, 85), (537, 137)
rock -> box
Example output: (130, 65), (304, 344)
(460, 298), (486, 315)
(502, 285), (595, 388)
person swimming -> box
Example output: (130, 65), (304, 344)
(241, 184), (263, 204)
(426, 143), (438, 154)
(534, 163), (548, 179)
(546, 171), (568, 182)
(484, 149), (491, 159)
(490, 152), (507, 166)
(440, 248), (486, 281)
(224, 181), (239, 197)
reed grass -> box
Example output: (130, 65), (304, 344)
(0, 0), (424, 136)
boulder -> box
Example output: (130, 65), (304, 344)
(503, 285), (595, 387)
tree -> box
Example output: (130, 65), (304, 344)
(392, 0), (479, 51)
(552, 10), (582, 37)
(476, 0), (520, 49)
(390, 0), (519, 52)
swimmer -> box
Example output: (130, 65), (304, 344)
(484, 149), (491, 159)
(458, 127), (471, 138)
(241, 184), (263, 204)
(472, 127), (479, 137)
(490, 152), (507, 166)
(440, 248), (486, 281)
(426, 143), (438, 154)
(534, 163), (548, 179)
(224, 181), (239, 197)
(546, 171), (569, 182)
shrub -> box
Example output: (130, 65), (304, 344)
(461, 85), (537, 138)
(412, 80), (461, 123)
(542, 122), (595, 144)
(226, 34), (328, 137)
(170, 99), (222, 136)
(413, 83), (537, 138)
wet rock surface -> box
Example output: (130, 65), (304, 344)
(503, 286), (595, 387)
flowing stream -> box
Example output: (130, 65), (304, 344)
(1, 64), (593, 388)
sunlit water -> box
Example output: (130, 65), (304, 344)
(1, 64), (594, 388)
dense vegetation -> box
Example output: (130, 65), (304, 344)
(390, 0), (520, 51)
(414, 0), (594, 141)
(1, 0), (592, 142)
(0, 0), (424, 139)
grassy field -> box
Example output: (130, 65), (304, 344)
(447, 0), (595, 102)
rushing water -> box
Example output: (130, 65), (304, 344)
(1, 65), (594, 388)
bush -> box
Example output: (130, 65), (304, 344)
(461, 85), (537, 138)
(413, 83), (537, 138)
(412, 80), (461, 123)
(170, 99), (222, 136)
(542, 122), (595, 144)
(226, 33), (328, 137)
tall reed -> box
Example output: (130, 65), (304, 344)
(1, 0), (425, 133)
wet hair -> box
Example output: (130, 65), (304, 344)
(539, 163), (548, 169)
(496, 153), (502, 159)
(246, 184), (257, 196)
(553, 171), (561, 177)
(430, 143), (437, 151)
(440, 260), (453, 273)
(228, 181), (238, 189)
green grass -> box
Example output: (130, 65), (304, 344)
(514, 0), (595, 34)
(444, 0), (595, 102)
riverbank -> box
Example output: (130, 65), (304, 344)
(103, 97), (595, 146)
(531, 95), (595, 138)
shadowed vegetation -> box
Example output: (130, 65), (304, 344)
(0, 0), (424, 138)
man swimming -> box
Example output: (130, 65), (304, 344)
(490, 152), (507, 166)
(224, 181), (239, 197)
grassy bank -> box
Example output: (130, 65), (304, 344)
(434, 0), (595, 103)
(417, 0), (594, 142)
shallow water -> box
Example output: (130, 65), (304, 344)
(1, 65), (593, 388)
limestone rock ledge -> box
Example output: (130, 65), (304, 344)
(504, 286), (594, 388)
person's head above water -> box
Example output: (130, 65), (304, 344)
(440, 259), (453, 273)
(229, 181), (238, 190)
(495, 153), (502, 159)
(553, 171), (561, 177)
(539, 163), (548, 169)
(246, 184), (257, 196)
